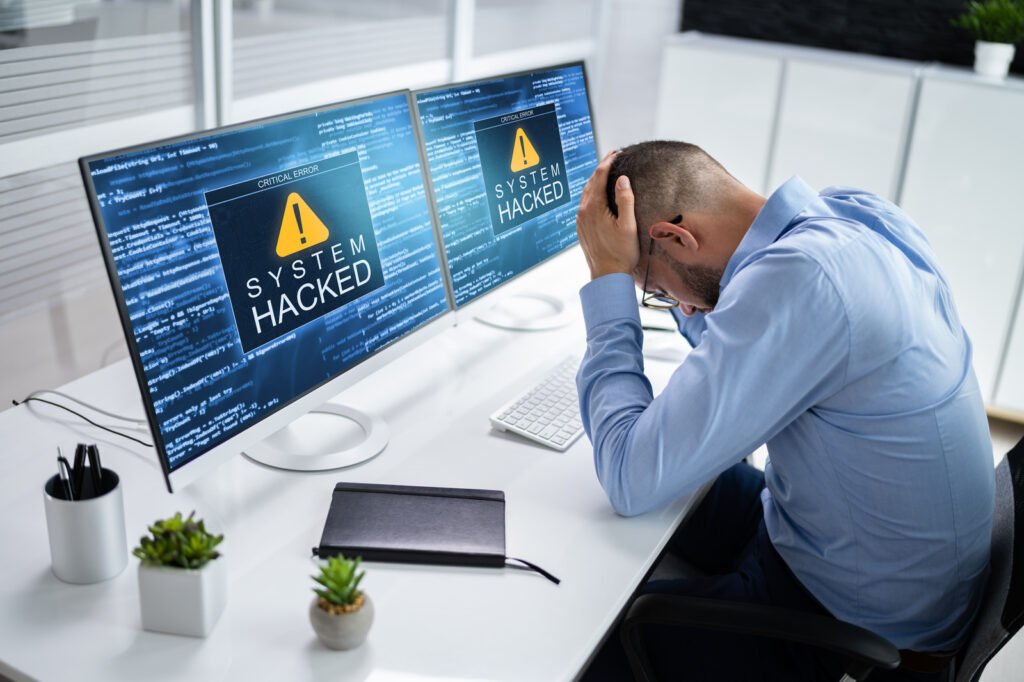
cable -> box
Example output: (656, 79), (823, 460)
(25, 389), (147, 424)
(12, 396), (153, 448)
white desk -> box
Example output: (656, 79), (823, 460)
(0, 251), (697, 682)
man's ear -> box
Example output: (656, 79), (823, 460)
(649, 220), (699, 254)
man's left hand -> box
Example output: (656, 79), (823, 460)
(576, 151), (640, 280)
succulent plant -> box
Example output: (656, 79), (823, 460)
(132, 511), (223, 569)
(313, 554), (366, 614)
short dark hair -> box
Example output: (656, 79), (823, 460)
(606, 141), (736, 238)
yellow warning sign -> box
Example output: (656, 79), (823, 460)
(276, 192), (330, 258)
(509, 127), (540, 172)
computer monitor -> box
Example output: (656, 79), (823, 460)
(414, 62), (599, 330)
(80, 92), (452, 493)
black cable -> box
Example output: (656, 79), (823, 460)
(26, 389), (146, 423)
(13, 396), (153, 448)
(641, 325), (676, 333)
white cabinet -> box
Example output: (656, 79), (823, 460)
(768, 59), (916, 200)
(899, 73), (1024, 400)
(655, 37), (916, 199)
(995, 284), (1024, 413)
(655, 38), (782, 193)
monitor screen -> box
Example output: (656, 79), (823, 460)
(414, 63), (599, 307)
(81, 92), (450, 488)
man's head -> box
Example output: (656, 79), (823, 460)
(605, 141), (733, 230)
(603, 141), (763, 315)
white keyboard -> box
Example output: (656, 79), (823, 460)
(489, 356), (584, 451)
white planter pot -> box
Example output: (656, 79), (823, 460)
(309, 594), (374, 650)
(138, 559), (227, 637)
(974, 41), (1016, 79)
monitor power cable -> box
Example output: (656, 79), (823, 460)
(12, 391), (153, 448)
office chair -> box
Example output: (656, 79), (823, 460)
(620, 435), (1024, 682)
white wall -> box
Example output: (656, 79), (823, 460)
(592, 0), (682, 153)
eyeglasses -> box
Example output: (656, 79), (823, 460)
(640, 223), (681, 310)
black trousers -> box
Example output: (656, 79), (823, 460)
(583, 463), (949, 681)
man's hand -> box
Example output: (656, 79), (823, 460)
(576, 151), (640, 280)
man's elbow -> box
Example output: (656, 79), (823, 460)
(600, 467), (653, 517)
(607, 492), (646, 517)
(594, 427), (655, 517)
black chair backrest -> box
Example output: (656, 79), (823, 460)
(956, 436), (1024, 682)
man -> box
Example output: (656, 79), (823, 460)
(575, 141), (994, 680)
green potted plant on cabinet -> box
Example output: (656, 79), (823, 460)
(310, 553), (374, 650)
(132, 511), (226, 637)
(952, 0), (1024, 78)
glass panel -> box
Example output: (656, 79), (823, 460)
(0, 161), (104, 321)
(232, 0), (451, 100)
(0, 0), (194, 144)
(473, 0), (595, 57)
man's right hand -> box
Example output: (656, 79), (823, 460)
(576, 151), (640, 280)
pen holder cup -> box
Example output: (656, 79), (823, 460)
(43, 468), (128, 584)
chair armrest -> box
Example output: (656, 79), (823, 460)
(621, 594), (900, 681)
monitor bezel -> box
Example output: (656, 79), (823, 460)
(412, 60), (600, 311)
(79, 90), (454, 493)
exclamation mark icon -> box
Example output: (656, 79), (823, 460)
(276, 192), (328, 258)
(510, 127), (539, 172)
(292, 201), (306, 244)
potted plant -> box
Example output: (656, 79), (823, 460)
(132, 511), (226, 637)
(952, 0), (1024, 79)
(310, 553), (374, 650)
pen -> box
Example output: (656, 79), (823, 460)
(87, 444), (103, 496)
(56, 448), (75, 501)
(72, 443), (87, 498)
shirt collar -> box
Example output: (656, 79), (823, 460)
(720, 176), (820, 288)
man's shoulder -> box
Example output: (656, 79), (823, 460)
(819, 185), (899, 211)
(730, 238), (844, 308)
(745, 218), (857, 279)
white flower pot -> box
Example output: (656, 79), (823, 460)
(974, 41), (1016, 79)
(309, 594), (374, 650)
(138, 558), (227, 637)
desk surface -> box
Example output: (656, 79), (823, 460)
(0, 250), (697, 682)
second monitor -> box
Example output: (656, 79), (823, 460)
(414, 62), (599, 329)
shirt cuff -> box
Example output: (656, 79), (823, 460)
(579, 273), (641, 331)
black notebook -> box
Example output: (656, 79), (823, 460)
(315, 482), (507, 568)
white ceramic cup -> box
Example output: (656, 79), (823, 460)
(43, 468), (128, 584)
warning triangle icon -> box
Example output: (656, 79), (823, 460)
(510, 127), (541, 172)
(276, 191), (330, 258)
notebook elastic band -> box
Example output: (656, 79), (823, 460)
(505, 556), (561, 585)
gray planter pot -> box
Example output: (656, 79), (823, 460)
(309, 594), (374, 650)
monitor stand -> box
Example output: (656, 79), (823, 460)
(243, 404), (389, 471)
(473, 291), (572, 331)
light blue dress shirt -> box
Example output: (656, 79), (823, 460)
(576, 176), (994, 651)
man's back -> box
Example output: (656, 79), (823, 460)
(759, 185), (994, 651)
